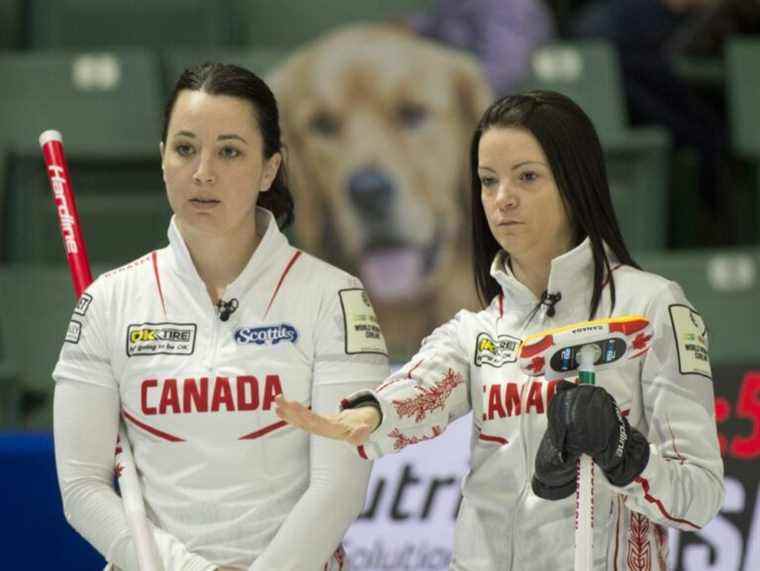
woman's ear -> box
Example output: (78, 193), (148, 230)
(159, 141), (166, 182)
(261, 152), (282, 192)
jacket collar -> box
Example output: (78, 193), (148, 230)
(166, 207), (288, 298)
(489, 238), (615, 313)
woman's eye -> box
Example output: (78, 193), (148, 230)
(220, 146), (241, 159)
(480, 176), (497, 188)
(519, 171), (538, 182)
(175, 144), (194, 157)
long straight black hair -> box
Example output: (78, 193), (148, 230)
(162, 62), (294, 229)
(470, 90), (639, 319)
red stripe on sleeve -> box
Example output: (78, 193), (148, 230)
(634, 476), (701, 529)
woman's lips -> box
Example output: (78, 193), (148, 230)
(189, 198), (220, 210)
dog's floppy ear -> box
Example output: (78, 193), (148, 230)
(450, 52), (494, 135)
(448, 53), (493, 232)
(267, 53), (325, 255)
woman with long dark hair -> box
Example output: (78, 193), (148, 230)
(53, 62), (389, 570)
(276, 90), (723, 570)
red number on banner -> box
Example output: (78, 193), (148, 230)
(714, 397), (730, 455)
(730, 372), (760, 460)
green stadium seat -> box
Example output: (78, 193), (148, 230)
(0, 49), (162, 156)
(27, 0), (244, 50)
(0, 322), (20, 429)
(726, 37), (760, 243)
(0, 0), (24, 50)
(0, 264), (110, 428)
(520, 40), (671, 252)
(161, 47), (288, 96)
(240, 0), (435, 47)
(638, 248), (760, 365)
(727, 38), (760, 159)
(0, 49), (169, 264)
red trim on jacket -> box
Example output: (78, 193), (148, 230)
(634, 476), (701, 529)
(122, 409), (184, 442)
(478, 433), (508, 445)
(151, 251), (167, 317)
(239, 420), (288, 440)
(264, 251), (302, 317)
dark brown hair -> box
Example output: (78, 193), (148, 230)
(163, 62), (294, 229)
(470, 90), (639, 318)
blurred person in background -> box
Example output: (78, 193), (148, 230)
(276, 90), (724, 570)
(572, 0), (731, 241)
(406, 0), (555, 95)
(52, 62), (388, 570)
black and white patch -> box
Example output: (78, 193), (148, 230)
(339, 288), (388, 355)
(474, 332), (520, 367)
(669, 304), (711, 379)
(64, 320), (82, 344)
(126, 322), (197, 357)
(74, 293), (93, 316)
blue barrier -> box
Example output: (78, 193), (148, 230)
(0, 432), (106, 569)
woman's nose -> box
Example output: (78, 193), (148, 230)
(193, 154), (216, 185)
(495, 184), (517, 209)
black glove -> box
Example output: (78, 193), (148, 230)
(547, 380), (650, 487)
(532, 428), (578, 500)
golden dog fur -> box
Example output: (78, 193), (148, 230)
(270, 24), (493, 357)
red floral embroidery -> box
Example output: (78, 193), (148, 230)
(654, 523), (668, 570)
(627, 512), (652, 571)
(528, 356), (545, 374)
(633, 333), (652, 351)
(391, 369), (463, 422)
(388, 426), (444, 450)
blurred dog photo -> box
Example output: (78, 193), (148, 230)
(270, 23), (492, 355)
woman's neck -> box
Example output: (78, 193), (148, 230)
(177, 218), (261, 302)
(509, 241), (573, 299)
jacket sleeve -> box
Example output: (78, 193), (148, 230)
(52, 282), (215, 571)
(250, 276), (389, 571)
(349, 310), (472, 460)
(612, 280), (724, 530)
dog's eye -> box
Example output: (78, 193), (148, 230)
(308, 112), (341, 137)
(397, 102), (428, 129)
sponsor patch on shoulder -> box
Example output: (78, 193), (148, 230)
(669, 304), (711, 379)
(339, 288), (388, 355)
(126, 322), (197, 357)
(65, 320), (82, 344)
(474, 332), (520, 367)
(73, 292), (93, 316)
(234, 324), (298, 346)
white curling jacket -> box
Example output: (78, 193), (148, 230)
(53, 208), (389, 570)
(352, 238), (724, 570)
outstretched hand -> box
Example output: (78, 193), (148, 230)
(274, 396), (380, 446)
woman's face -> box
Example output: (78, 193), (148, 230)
(478, 127), (574, 261)
(161, 90), (281, 237)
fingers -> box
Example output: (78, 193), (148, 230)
(274, 395), (371, 444)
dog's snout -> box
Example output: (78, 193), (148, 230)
(348, 168), (395, 218)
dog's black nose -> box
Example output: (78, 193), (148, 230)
(348, 168), (394, 218)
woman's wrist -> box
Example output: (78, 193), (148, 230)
(341, 394), (383, 431)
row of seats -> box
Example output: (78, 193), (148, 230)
(1, 38), (759, 266)
(1, 248), (757, 428)
(0, 0), (436, 51)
